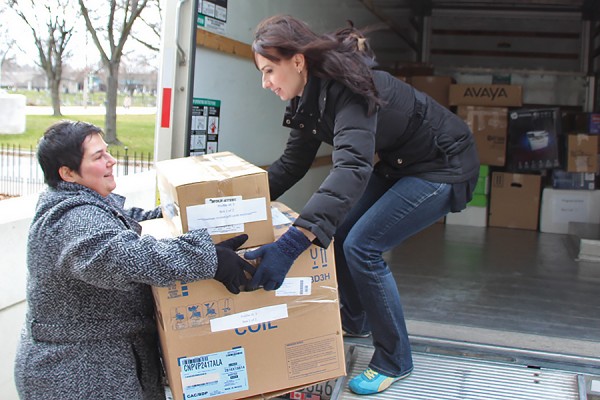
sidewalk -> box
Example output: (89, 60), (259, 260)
(26, 106), (157, 116)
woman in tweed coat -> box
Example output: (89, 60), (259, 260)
(14, 120), (253, 400)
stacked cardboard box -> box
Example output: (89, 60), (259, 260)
(149, 153), (346, 399)
(449, 83), (524, 228)
(539, 118), (600, 234)
(566, 133), (600, 174)
(409, 75), (455, 108)
(145, 207), (345, 400)
(488, 172), (542, 230)
(449, 84), (523, 109)
(451, 83), (522, 168)
(155, 151), (274, 247)
(506, 108), (562, 172)
(457, 106), (508, 167)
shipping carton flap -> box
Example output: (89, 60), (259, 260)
(155, 152), (266, 187)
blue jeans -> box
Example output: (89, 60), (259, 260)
(334, 174), (452, 377)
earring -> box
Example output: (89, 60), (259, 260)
(298, 69), (302, 74)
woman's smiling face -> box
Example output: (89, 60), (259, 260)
(66, 133), (117, 197)
(256, 53), (307, 101)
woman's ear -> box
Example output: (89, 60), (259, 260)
(58, 166), (77, 183)
(293, 53), (306, 72)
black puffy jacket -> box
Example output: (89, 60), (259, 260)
(268, 69), (479, 247)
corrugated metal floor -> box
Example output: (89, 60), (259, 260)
(333, 344), (581, 400)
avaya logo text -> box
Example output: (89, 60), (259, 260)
(463, 87), (508, 100)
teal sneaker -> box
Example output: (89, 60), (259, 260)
(348, 367), (412, 395)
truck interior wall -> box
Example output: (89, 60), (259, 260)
(192, 0), (380, 211)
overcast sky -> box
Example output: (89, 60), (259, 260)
(0, 2), (160, 71)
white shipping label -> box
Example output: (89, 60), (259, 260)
(210, 304), (288, 333)
(276, 277), (312, 296)
(552, 195), (589, 223)
(180, 348), (248, 399)
(187, 197), (267, 231)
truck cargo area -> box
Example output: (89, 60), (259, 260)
(288, 222), (600, 399)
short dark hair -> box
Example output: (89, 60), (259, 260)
(37, 120), (104, 188)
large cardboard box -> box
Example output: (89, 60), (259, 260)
(488, 172), (542, 230)
(449, 84), (522, 107)
(540, 188), (600, 234)
(457, 106), (507, 166)
(143, 203), (345, 400)
(566, 134), (600, 173)
(506, 108), (562, 172)
(155, 152), (274, 248)
(409, 75), (455, 108)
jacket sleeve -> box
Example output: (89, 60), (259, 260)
(294, 88), (376, 248)
(56, 204), (218, 290)
(123, 206), (163, 222)
(268, 128), (322, 200)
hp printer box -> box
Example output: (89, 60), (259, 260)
(506, 108), (563, 172)
(142, 203), (345, 400)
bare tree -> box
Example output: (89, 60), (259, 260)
(129, 0), (161, 53)
(7, 0), (76, 116)
(78, 0), (150, 145)
(0, 6), (16, 87)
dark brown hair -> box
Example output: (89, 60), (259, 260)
(252, 15), (381, 115)
(37, 120), (104, 188)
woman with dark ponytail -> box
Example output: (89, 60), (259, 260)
(244, 15), (479, 395)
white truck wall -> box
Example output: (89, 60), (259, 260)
(192, 0), (380, 210)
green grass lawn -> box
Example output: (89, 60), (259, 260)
(0, 114), (156, 156)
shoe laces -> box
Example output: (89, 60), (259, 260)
(364, 368), (378, 380)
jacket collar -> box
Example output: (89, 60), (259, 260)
(282, 74), (322, 131)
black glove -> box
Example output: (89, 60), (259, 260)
(214, 234), (256, 294)
(244, 226), (312, 291)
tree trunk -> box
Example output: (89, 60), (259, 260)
(104, 61), (120, 145)
(50, 77), (62, 117)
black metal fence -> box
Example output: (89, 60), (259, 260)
(0, 144), (154, 197)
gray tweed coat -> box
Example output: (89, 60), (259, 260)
(14, 182), (218, 400)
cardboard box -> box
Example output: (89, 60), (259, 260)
(506, 108), (562, 172)
(449, 84), (522, 107)
(540, 188), (600, 234)
(552, 169), (596, 190)
(457, 106), (507, 166)
(143, 203), (345, 400)
(488, 172), (542, 230)
(567, 134), (600, 173)
(409, 76), (455, 108)
(564, 112), (600, 134)
(155, 152), (274, 248)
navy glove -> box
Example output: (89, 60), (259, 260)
(244, 226), (312, 291)
(214, 234), (256, 294)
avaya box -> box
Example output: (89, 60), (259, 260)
(449, 84), (522, 107)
